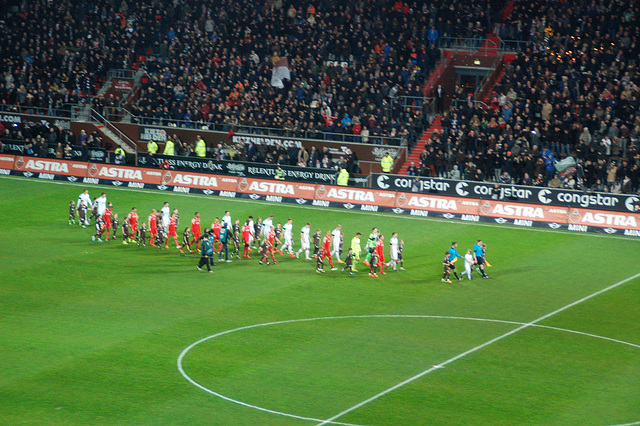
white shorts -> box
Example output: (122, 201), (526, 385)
(390, 247), (398, 261)
(301, 238), (310, 250)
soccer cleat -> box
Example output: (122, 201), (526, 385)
(341, 268), (344, 273)
(337, 260), (345, 264)
(296, 252), (300, 259)
(273, 261), (279, 264)
(305, 257), (312, 260)
(197, 267), (202, 271)
(483, 275), (490, 279)
(122, 240), (128, 245)
(277, 250), (283, 255)
(350, 272), (355, 275)
(226, 260), (232, 263)
(399, 267), (405, 271)
(368, 273), (374, 277)
(446, 279), (452, 283)
(458, 277), (463, 281)
(331, 267), (338, 271)
(380, 272), (387, 275)
(363, 260), (370, 266)
(180, 249), (184, 254)
(98, 238), (103, 243)
(259, 261), (263, 265)
(393, 269), (398, 272)
(373, 273), (378, 278)
(289, 253), (295, 257)
(92, 236), (95, 241)
(209, 270), (214, 273)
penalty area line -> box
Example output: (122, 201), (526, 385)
(315, 271), (640, 426)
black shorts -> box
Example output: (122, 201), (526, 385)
(476, 256), (485, 266)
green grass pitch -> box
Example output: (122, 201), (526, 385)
(1, 175), (639, 425)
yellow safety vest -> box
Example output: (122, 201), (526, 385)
(147, 140), (158, 154)
(381, 155), (393, 173)
(337, 169), (349, 186)
(163, 140), (175, 156)
(195, 139), (206, 157)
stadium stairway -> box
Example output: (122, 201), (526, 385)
(397, 115), (441, 175)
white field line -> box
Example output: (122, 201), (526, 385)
(2, 175), (640, 242)
(315, 271), (640, 426)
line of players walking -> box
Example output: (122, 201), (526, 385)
(68, 190), (407, 278)
(441, 240), (491, 283)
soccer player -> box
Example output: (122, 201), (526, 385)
(90, 198), (99, 225)
(68, 200), (76, 225)
(148, 209), (159, 247)
(127, 207), (138, 242)
(161, 202), (170, 231)
(296, 222), (312, 260)
(447, 242), (463, 281)
(211, 217), (222, 251)
(218, 223), (231, 262)
(166, 213), (181, 249)
(259, 225), (280, 266)
(96, 192), (107, 216)
(363, 227), (378, 266)
(341, 248), (355, 275)
(321, 230), (337, 270)
(181, 227), (193, 253)
(241, 220), (252, 258)
(111, 213), (119, 240)
(462, 249), (475, 280)
(316, 254), (325, 273)
(137, 223), (147, 247)
(312, 229), (321, 258)
(92, 215), (105, 242)
(473, 239), (490, 279)
(122, 217), (131, 244)
(253, 217), (262, 249)
(190, 212), (201, 250)
(103, 205), (113, 240)
(222, 210), (232, 230)
(331, 225), (343, 263)
(282, 218), (295, 256)
(197, 234), (214, 273)
(375, 234), (386, 274)
(350, 232), (362, 272)
(247, 215), (256, 249)
(387, 232), (399, 272)
(262, 214), (274, 239)
(172, 208), (180, 227)
(156, 222), (167, 249)
(441, 251), (453, 283)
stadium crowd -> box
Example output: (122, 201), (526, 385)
(412, 0), (640, 194)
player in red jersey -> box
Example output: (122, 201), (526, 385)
(148, 209), (158, 246)
(103, 206), (113, 240)
(165, 213), (182, 249)
(241, 220), (252, 258)
(127, 207), (138, 242)
(259, 225), (280, 265)
(211, 217), (222, 252)
(375, 234), (386, 275)
(190, 212), (202, 250)
(321, 230), (337, 270)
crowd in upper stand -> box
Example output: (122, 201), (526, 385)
(411, 0), (640, 194)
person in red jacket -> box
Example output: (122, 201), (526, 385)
(321, 230), (337, 270)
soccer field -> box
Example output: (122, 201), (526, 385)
(1, 176), (639, 425)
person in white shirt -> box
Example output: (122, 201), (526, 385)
(222, 210), (232, 229)
(331, 225), (344, 263)
(296, 222), (311, 259)
(262, 214), (273, 238)
(161, 201), (170, 231)
(387, 232), (399, 272)
(247, 215), (255, 247)
(282, 218), (294, 256)
(461, 249), (475, 280)
(95, 192), (107, 216)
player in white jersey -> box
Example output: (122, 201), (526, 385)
(161, 201), (170, 231)
(262, 214), (273, 238)
(247, 215), (255, 247)
(296, 222), (312, 259)
(281, 218), (295, 256)
(387, 232), (399, 272)
(331, 225), (344, 263)
(95, 192), (107, 216)
(222, 210), (232, 229)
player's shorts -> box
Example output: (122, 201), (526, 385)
(168, 229), (177, 237)
(443, 264), (450, 273)
(104, 220), (111, 228)
(398, 252), (403, 261)
(301, 239), (310, 250)
(476, 256), (485, 266)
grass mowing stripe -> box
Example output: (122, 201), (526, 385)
(316, 271), (640, 426)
